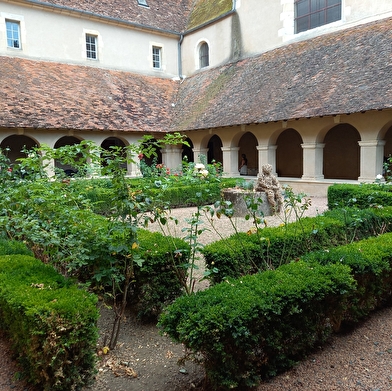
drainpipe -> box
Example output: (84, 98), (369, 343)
(178, 34), (184, 81)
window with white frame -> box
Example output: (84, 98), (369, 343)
(152, 46), (162, 69)
(295, 0), (341, 34)
(86, 34), (97, 59)
(6, 20), (21, 49)
(199, 42), (209, 69)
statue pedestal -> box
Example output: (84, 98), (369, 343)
(222, 189), (273, 217)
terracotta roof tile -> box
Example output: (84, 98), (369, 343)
(170, 17), (392, 131)
(1, 17), (391, 134)
(0, 57), (179, 132)
(34, 0), (193, 33)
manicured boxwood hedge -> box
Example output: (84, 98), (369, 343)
(203, 206), (392, 283)
(134, 230), (191, 319)
(159, 261), (355, 390)
(0, 254), (98, 391)
(160, 231), (392, 391)
(302, 233), (392, 325)
(328, 183), (392, 209)
(69, 177), (239, 214)
(0, 238), (33, 256)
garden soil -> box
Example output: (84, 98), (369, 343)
(3, 197), (392, 391)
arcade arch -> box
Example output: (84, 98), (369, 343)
(54, 136), (83, 175)
(323, 124), (360, 180)
(207, 135), (223, 164)
(182, 137), (194, 162)
(0, 135), (38, 165)
(276, 128), (303, 178)
(238, 132), (258, 175)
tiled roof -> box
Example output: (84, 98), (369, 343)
(0, 56), (179, 132)
(186, 0), (233, 30)
(30, 0), (193, 33)
(170, 17), (392, 131)
(1, 17), (391, 134)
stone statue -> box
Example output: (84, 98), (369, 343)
(255, 164), (283, 213)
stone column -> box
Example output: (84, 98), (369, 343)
(358, 140), (386, 182)
(301, 143), (325, 180)
(40, 150), (55, 178)
(161, 145), (183, 173)
(192, 147), (209, 163)
(257, 145), (277, 176)
(127, 150), (142, 177)
(222, 146), (240, 177)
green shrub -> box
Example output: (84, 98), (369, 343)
(302, 233), (392, 325)
(133, 230), (191, 320)
(67, 177), (239, 214)
(0, 255), (98, 391)
(203, 207), (392, 283)
(0, 238), (33, 256)
(328, 183), (392, 209)
(159, 261), (354, 390)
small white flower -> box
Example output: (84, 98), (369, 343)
(376, 174), (383, 180)
(194, 163), (205, 170)
(200, 169), (209, 177)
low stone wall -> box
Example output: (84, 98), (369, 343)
(222, 189), (272, 217)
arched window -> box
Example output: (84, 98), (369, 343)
(199, 42), (209, 68)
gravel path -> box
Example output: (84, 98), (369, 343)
(2, 197), (392, 390)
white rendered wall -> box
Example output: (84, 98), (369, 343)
(181, 16), (233, 77)
(0, 2), (180, 77)
(234, 0), (392, 58)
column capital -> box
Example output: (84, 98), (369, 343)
(358, 140), (386, 147)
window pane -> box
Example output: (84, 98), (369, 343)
(296, 0), (309, 17)
(199, 43), (209, 68)
(86, 35), (97, 59)
(152, 46), (161, 68)
(310, 0), (323, 13)
(326, 6), (341, 23)
(296, 16), (309, 33)
(295, 0), (341, 33)
(6, 21), (20, 49)
(310, 10), (323, 28)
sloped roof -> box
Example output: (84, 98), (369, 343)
(0, 56), (179, 132)
(24, 0), (194, 33)
(186, 0), (233, 30)
(170, 16), (392, 131)
(1, 17), (391, 134)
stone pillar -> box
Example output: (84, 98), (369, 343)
(127, 150), (142, 177)
(358, 140), (386, 182)
(192, 147), (209, 163)
(257, 145), (277, 176)
(301, 143), (325, 180)
(86, 144), (102, 177)
(41, 150), (55, 178)
(161, 145), (183, 173)
(222, 146), (240, 177)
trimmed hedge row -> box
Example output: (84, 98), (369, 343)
(328, 183), (392, 209)
(159, 232), (392, 390)
(203, 206), (392, 283)
(134, 230), (191, 319)
(0, 238), (33, 256)
(302, 233), (392, 325)
(0, 254), (98, 391)
(0, 179), (191, 319)
(70, 177), (239, 214)
(159, 261), (355, 389)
